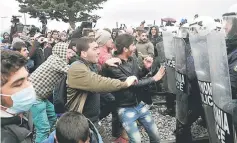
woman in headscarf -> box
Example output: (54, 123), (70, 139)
(148, 26), (162, 57)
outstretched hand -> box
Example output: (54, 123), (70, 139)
(152, 66), (166, 81)
(125, 76), (138, 87)
(105, 58), (122, 67)
(143, 56), (154, 69)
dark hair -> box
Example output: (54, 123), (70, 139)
(3, 32), (9, 37)
(228, 18), (237, 38)
(76, 37), (96, 56)
(68, 38), (78, 50)
(82, 28), (94, 37)
(112, 29), (119, 40)
(149, 26), (159, 37)
(1, 50), (27, 86)
(137, 30), (146, 36)
(12, 42), (26, 52)
(52, 30), (58, 35)
(56, 112), (89, 143)
(71, 28), (82, 39)
(115, 34), (134, 55)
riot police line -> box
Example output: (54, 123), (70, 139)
(159, 5), (237, 143)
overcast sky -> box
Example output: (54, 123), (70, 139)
(0, 0), (236, 33)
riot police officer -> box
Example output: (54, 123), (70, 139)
(204, 4), (237, 142)
(162, 30), (177, 116)
(223, 3), (237, 133)
(189, 16), (220, 143)
(223, 4), (237, 99)
(175, 23), (205, 143)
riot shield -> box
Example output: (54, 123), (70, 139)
(189, 32), (218, 143)
(157, 41), (166, 64)
(174, 37), (189, 124)
(207, 30), (237, 143)
(163, 31), (176, 94)
(156, 41), (168, 91)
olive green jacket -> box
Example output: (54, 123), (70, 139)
(66, 60), (128, 113)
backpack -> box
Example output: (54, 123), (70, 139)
(53, 60), (88, 114)
(53, 74), (67, 114)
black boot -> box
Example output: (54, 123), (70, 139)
(164, 93), (176, 116)
(176, 119), (192, 143)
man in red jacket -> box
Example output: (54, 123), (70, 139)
(95, 30), (114, 67)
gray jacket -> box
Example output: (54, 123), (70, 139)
(1, 112), (34, 143)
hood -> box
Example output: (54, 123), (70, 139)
(1, 115), (32, 142)
(88, 119), (103, 143)
(1, 115), (21, 126)
(149, 26), (159, 37)
(52, 42), (69, 62)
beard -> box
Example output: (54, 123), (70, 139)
(141, 38), (148, 43)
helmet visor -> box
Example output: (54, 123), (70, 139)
(223, 14), (237, 38)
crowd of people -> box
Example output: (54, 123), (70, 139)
(1, 3), (237, 143)
(1, 22), (168, 143)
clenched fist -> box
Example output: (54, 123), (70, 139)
(125, 76), (138, 87)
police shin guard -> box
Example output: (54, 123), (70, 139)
(165, 93), (176, 116)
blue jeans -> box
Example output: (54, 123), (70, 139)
(118, 102), (160, 143)
(30, 99), (57, 143)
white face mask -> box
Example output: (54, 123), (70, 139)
(0, 85), (36, 114)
